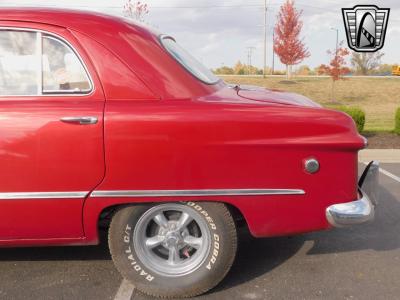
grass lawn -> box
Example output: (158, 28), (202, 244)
(221, 76), (400, 132)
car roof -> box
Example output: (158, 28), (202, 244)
(0, 7), (155, 36)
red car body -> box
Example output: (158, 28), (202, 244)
(0, 9), (370, 248)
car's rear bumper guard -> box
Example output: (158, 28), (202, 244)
(326, 161), (379, 227)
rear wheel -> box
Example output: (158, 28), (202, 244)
(108, 202), (237, 298)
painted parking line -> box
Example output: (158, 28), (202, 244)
(379, 168), (400, 183)
(364, 162), (400, 183)
(114, 279), (135, 300)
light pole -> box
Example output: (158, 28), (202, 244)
(247, 47), (256, 75)
(272, 29), (275, 75)
(263, 0), (267, 78)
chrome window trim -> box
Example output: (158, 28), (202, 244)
(0, 191), (88, 199)
(36, 31), (43, 95)
(90, 189), (305, 198)
(42, 34), (92, 94)
(159, 34), (221, 86)
(0, 26), (95, 97)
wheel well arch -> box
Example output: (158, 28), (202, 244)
(96, 201), (249, 233)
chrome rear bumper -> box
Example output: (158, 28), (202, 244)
(326, 161), (379, 227)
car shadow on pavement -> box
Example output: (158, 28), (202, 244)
(210, 184), (400, 295)
(0, 230), (111, 261)
(208, 228), (306, 294)
(307, 184), (400, 254)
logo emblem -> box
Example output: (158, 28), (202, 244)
(342, 5), (390, 52)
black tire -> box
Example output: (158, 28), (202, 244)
(108, 202), (237, 298)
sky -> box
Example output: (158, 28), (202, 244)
(0, 0), (399, 71)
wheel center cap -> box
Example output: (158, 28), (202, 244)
(165, 232), (181, 247)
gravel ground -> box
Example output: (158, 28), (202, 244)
(363, 132), (400, 149)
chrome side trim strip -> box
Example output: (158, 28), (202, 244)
(0, 192), (88, 200)
(0, 189), (305, 200)
(90, 189), (305, 198)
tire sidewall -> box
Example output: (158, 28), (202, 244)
(109, 202), (236, 295)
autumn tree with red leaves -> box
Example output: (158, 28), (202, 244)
(123, 0), (149, 22)
(319, 41), (350, 101)
(274, 0), (310, 79)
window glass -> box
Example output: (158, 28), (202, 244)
(161, 36), (220, 85)
(42, 35), (91, 93)
(0, 30), (40, 95)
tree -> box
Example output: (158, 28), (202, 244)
(233, 61), (246, 75)
(274, 0), (310, 79)
(319, 41), (350, 101)
(123, 0), (149, 22)
(315, 64), (327, 75)
(214, 66), (235, 75)
(375, 63), (395, 75)
(296, 65), (310, 75)
(246, 65), (261, 75)
(351, 52), (384, 75)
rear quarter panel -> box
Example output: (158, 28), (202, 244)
(84, 100), (363, 242)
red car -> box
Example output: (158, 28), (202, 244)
(0, 8), (379, 298)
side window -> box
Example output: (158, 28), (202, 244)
(0, 29), (92, 96)
(42, 35), (91, 93)
(0, 30), (40, 95)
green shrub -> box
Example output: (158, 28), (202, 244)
(395, 108), (400, 135)
(335, 106), (366, 133)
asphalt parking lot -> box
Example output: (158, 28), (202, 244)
(0, 163), (399, 300)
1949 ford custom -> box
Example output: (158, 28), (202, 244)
(0, 8), (379, 298)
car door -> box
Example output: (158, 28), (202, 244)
(0, 25), (105, 240)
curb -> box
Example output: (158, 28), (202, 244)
(359, 149), (400, 163)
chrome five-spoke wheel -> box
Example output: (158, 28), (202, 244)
(134, 204), (211, 276)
